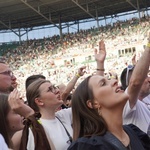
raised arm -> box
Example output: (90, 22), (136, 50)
(95, 40), (106, 76)
(127, 33), (150, 108)
(8, 89), (34, 118)
(61, 66), (86, 103)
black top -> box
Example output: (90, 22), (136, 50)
(68, 124), (150, 150)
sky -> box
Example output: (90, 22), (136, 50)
(0, 9), (150, 43)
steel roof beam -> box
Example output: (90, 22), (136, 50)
(0, 20), (19, 36)
(21, 27), (33, 36)
(20, 0), (59, 28)
(72, 0), (96, 20)
(126, 0), (138, 10)
(126, 0), (141, 21)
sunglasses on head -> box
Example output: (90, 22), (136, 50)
(126, 65), (134, 86)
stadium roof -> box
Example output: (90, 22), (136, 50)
(0, 0), (150, 31)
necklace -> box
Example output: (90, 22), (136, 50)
(119, 133), (130, 147)
(126, 143), (131, 150)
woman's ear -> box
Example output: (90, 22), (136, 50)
(35, 98), (44, 106)
(86, 100), (93, 109)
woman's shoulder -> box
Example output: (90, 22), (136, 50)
(124, 124), (148, 137)
(68, 136), (118, 150)
(0, 134), (8, 150)
(56, 108), (72, 121)
(56, 107), (72, 113)
(124, 124), (150, 150)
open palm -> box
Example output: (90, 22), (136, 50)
(95, 40), (106, 63)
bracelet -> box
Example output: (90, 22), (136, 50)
(147, 43), (150, 48)
(97, 68), (105, 71)
(76, 74), (80, 78)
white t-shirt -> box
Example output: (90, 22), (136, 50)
(142, 94), (150, 110)
(27, 108), (72, 150)
(123, 99), (150, 133)
(0, 134), (8, 150)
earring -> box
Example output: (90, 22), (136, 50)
(98, 107), (102, 116)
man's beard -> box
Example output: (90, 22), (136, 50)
(0, 85), (14, 94)
(8, 85), (15, 93)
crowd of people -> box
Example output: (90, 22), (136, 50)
(0, 16), (149, 97)
(0, 15), (150, 150)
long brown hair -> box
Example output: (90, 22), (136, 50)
(20, 113), (51, 150)
(71, 76), (107, 141)
(20, 79), (51, 150)
(0, 93), (13, 148)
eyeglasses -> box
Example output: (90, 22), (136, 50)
(0, 70), (14, 77)
(126, 65), (134, 86)
(48, 85), (58, 93)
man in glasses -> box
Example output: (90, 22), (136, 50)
(0, 60), (17, 93)
(120, 43), (150, 134)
